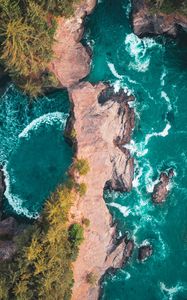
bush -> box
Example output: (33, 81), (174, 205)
(68, 223), (84, 248)
(74, 159), (90, 176)
(82, 218), (90, 227)
(77, 182), (87, 197)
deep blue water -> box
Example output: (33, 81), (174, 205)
(84, 0), (187, 299)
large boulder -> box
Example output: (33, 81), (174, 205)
(152, 169), (174, 203)
(138, 244), (153, 261)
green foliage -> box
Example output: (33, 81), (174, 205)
(68, 223), (84, 248)
(0, 184), (83, 300)
(74, 158), (90, 176)
(34, 0), (79, 17)
(77, 182), (87, 197)
(0, 0), (79, 96)
(86, 272), (98, 286)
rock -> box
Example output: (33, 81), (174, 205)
(0, 240), (17, 262)
(0, 65), (10, 95)
(138, 244), (153, 261)
(49, 0), (96, 88)
(0, 217), (18, 239)
(152, 169), (174, 203)
(106, 238), (134, 269)
(132, 0), (187, 37)
(0, 166), (6, 216)
(68, 82), (134, 300)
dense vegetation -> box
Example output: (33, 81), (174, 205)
(0, 0), (78, 97)
(147, 0), (187, 14)
(0, 183), (84, 300)
(0, 155), (90, 299)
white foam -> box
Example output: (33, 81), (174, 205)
(3, 164), (39, 219)
(108, 202), (131, 217)
(125, 140), (148, 157)
(107, 62), (123, 79)
(160, 282), (185, 300)
(161, 91), (172, 111)
(19, 112), (68, 139)
(124, 33), (161, 72)
(145, 123), (171, 145)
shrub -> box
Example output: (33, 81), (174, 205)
(74, 158), (90, 176)
(0, 183), (84, 299)
(86, 272), (98, 286)
(77, 182), (87, 197)
(68, 223), (84, 248)
(82, 218), (90, 227)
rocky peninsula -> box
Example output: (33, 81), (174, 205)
(51, 0), (135, 298)
(132, 0), (187, 37)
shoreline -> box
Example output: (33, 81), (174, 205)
(50, 1), (135, 298)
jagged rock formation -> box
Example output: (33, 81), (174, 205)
(67, 82), (134, 300)
(49, 0), (96, 87)
(50, 1), (135, 298)
(152, 169), (174, 203)
(138, 244), (153, 261)
(0, 167), (6, 215)
(132, 0), (187, 37)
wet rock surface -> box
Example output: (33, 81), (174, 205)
(138, 244), (153, 261)
(152, 169), (174, 203)
(0, 167), (6, 213)
(132, 0), (187, 37)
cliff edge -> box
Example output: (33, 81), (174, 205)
(132, 0), (187, 37)
(68, 82), (134, 300)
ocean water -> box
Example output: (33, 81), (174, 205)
(84, 0), (187, 299)
(0, 85), (72, 218)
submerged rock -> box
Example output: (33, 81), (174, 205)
(138, 244), (153, 261)
(152, 169), (174, 204)
(132, 0), (187, 37)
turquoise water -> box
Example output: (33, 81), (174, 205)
(0, 85), (72, 218)
(84, 0), (187, 299)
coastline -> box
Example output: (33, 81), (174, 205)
(132, 0), (187, 37)
(51, 1), (135, 298)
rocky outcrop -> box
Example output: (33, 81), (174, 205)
(0, 167), (6, 217)
(0, 217), (19, 262)
(132, 0), (187, 37)
(152, 169), (174, 203)
(67, 82), (134, 300)
(138, 244), (153, 261)
(49, 0), (96, 88)
(0, 217), (18, 239)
